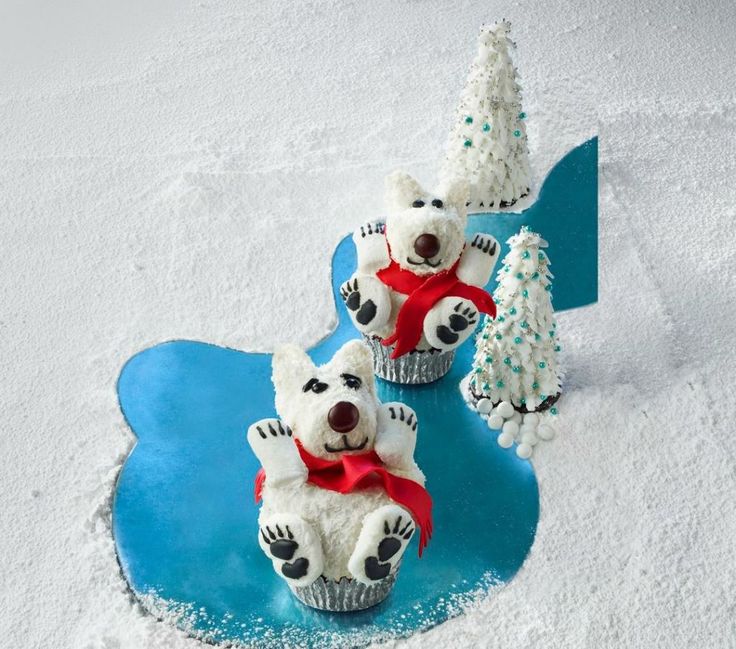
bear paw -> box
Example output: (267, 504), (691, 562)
(340, 275), (391, 333)
(258, 514), (324, 587)
(423, 298), (478, 351)
(348, 505), (415, 584)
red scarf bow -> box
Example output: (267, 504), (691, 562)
(376, 256), (496, 359)
(255, 439), (433, 556)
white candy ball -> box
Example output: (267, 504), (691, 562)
(497, 431), (514, 448)
(523, 413), (539, 426)
(516, 443), (533, 459)
(487, 414), (505, 430)
(496, 401), (514, 419)
(519, 424), (536, 437)
(502, 420), (520, 436)
(521, 432), (538, 446)
(511, 411), (522, 424)
(537, 424), (556, 440)
(477, 398), (493, 414)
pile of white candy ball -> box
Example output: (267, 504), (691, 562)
(476, 398), (556, 459)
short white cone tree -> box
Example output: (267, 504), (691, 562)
(467, 226), (561, 412)
(441, 21), (531, 212)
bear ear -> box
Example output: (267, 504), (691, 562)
(385, 170), (426, 213)
(329, 340), (375, 388)
(441, 177), (469, 215)
(272, 344), (315, 401)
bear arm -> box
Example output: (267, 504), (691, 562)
(247, 418), (308, 487)
(375, 402), (418, 471)
(352, 221), (390, 274)
(456, 233), (500, 287)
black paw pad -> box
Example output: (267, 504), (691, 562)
(282, 557), (309, 579)
(269, 539), (298, 561)
(346, 291), (361, 311)
(261, 524), (298, 560)
(356, 300), (377, 325)
(364, 556), (391, 581)
(436, 325), (459, 345)
(448, 314), (469, 332)
(377, 537), (401, 562)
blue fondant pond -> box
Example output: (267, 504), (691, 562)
(113, 138), (597, 647)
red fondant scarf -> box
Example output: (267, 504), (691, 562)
(376, 257), (496, 359)
(254, 439), (433, 556)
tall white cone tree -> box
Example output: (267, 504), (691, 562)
(441, 21), (531, 212)
(467, 227), (561, 413)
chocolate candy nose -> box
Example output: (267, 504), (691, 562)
(413, 233), (441, 259)
(328, 401), (359, 433)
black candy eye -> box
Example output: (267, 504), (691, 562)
(303, 378), (328, 394)
(411, 199), (425, 208)
(431, 199), (443, 208)
(341, 373), (362, 390)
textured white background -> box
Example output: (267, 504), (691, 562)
(1, 1), (735, 647)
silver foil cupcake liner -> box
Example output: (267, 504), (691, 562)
(364, 336), (455, 384)
(290, 572), (397, 612)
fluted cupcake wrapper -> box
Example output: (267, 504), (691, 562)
(290, 572), (397, 612)
(364, 336), (454, 384)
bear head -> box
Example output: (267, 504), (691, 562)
(272, 340), (379, 460)
(384, 171), (469, 276)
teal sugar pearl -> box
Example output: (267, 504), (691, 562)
(509, 307), (517, 315)
(513, 129), (521, 137)
(482, 122), (491, 131)
(516, 272), (524, 280)
(463, 139), (472, 147)
(550, 407), (558, 415)
(495, 334), (503, 340)
(518, 111), (527, 119)
(522, 251), (531, 259)
(465, 115), (473, 124)
(512, 366), (521, 373)
(503, 357), (511, 365)
(496, 380), (505, 388)
(514, 336), (523, 344)
(538, 361), (546, 368)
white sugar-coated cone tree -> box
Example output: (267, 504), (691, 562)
(466, 226), (561, 413)
(441, 21), (531, 212)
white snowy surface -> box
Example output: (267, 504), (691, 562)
(1, 1), (735, 647)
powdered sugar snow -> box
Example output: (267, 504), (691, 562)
(0, 1), (734, 648)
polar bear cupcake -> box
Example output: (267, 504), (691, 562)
(248, 340), (432, 611)
(340, 172), (501, 383)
